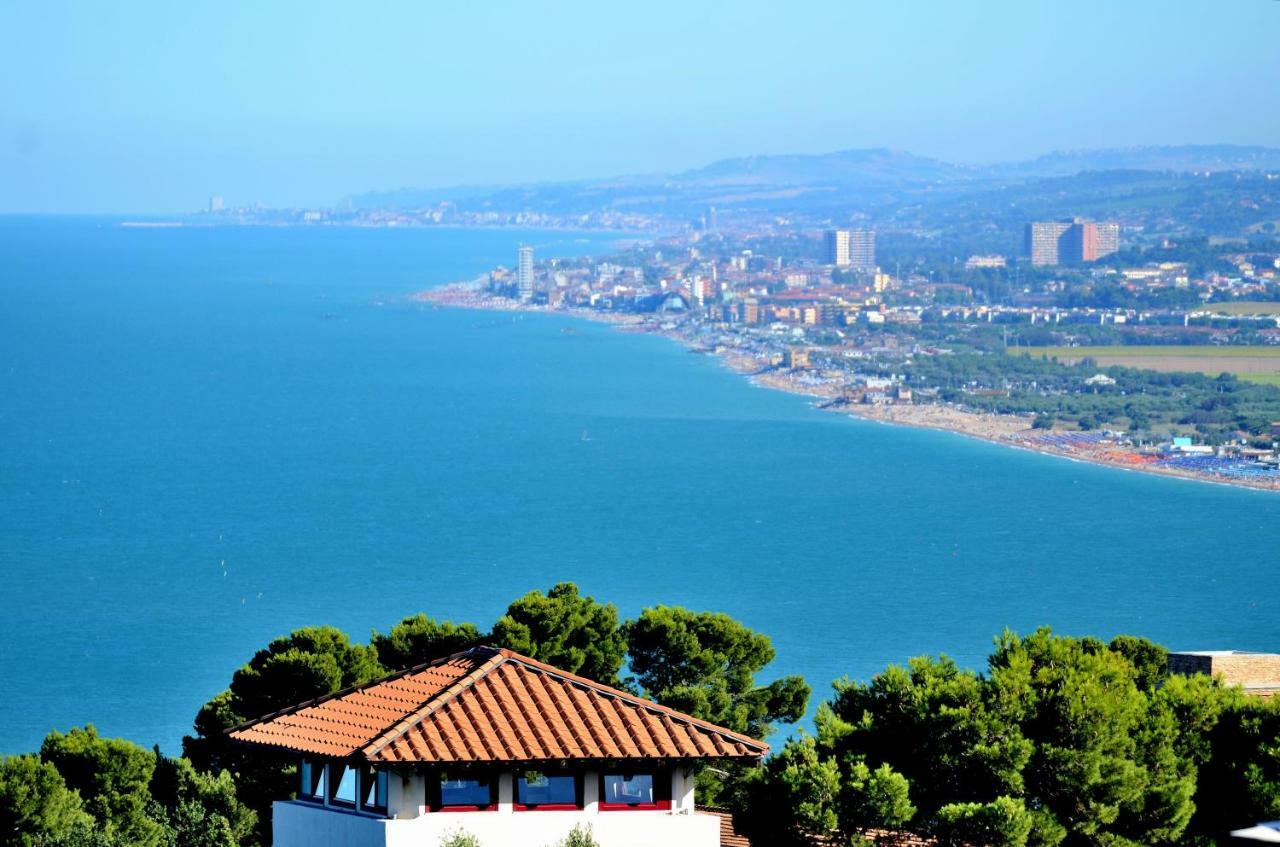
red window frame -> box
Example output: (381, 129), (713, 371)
(513, 772), (582, 811)
(598, 770), (671, 812)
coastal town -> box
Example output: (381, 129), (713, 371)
(418, 222), (1280, 490)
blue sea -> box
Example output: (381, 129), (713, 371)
(1, 218), (1277, 755)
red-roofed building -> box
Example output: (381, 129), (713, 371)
(231, 646), (768, 847)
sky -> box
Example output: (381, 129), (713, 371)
(2, 0), (1278, 213)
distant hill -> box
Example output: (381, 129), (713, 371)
(671, 147), (969, 187)
(988, 145), (1280, 179)
(340, 144), (1280, 223)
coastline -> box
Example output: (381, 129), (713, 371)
(413, 283), (1280, 493)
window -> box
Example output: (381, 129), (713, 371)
(600, 772), (670, 811)
(515, 772), (580, 811)
(359, 766), (388, 813)
(299, 760), (325, 802)
(432, 774), (496, 811)
(329, 764), (357, 807)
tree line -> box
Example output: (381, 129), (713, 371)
(2, 583), (806, 847)
(3, 586), (1277, 847)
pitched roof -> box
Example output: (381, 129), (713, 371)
(229, 646), (768, 764)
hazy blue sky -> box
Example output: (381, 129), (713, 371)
(2, 0), (1278, 213)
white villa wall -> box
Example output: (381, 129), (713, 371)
(383, 808), (720, 847)
(275, 768), (715, 847)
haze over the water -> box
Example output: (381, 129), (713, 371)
(3, 0), (1278, 214)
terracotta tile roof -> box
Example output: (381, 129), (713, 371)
(699, 807), (751, 847)
(229, 646), (768, 764)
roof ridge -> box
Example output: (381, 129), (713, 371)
(486, 649), (767, 753)
(360, 649), (510, 759)
(226, 644), (499, 738)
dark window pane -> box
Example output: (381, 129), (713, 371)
(360, 766), (387, 811)
(602, 773), (654, 805)
(516, 774), (577, 807)
(440, 778), (492, 807)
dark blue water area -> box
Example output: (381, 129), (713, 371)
(1, 219), (1276, 754)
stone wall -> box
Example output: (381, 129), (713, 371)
(1168, 652), (1280, 697)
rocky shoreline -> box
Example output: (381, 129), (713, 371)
(414, 283), (1280, 493)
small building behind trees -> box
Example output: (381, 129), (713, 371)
(1168, 650), (1280, 698)
(229, 645), (768, 847)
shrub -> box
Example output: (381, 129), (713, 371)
(558, 823), (599, 847)
(438, 828), (482, 847)
(934, 796), (1034, 847)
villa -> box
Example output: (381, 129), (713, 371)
(229, 645), (768, 847)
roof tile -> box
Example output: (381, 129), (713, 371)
(229, 646), (767, 764)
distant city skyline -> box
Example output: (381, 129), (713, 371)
(1, 0), (1278, 213)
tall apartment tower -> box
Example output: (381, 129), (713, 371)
(1093, 222), (1120, 260)
(824, 229), (852, 266)
(1026, 221), (1073, 266)
(849, 229), (876, 270)
(516, 245), (534, 302)
(1027, 219), (1120, 265)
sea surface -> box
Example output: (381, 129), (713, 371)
(1, 219), (1277, 755)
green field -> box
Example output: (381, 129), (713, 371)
(1018, 345), (1280, 378)
(1203, 301), (1280, 316)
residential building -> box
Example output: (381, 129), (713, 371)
(1026, 219), (1121, 265)
(1026, 220), (1073, 266)
(849, 229), (876, 270)
(783, 348), (809, 369)
(1168, 651), (1280, 698)
(517, 245), (534, 302)
(824, 229), (851, 266)
(230, 646), (766, 847)
(690, 276), (709, 307)
(965, 255), (1007, 269)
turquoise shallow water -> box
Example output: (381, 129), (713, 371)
(1, 219), (1277, 755)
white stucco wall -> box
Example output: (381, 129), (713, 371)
(383, 808), (720, 847)
(276, 768), (719, 847)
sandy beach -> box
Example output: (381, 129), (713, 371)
(415, 283), (1280, 493)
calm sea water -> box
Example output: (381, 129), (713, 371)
(1, 219), (1277, 755)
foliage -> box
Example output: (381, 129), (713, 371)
(491, 583), (627, 685)
(1192, 695), (1280, 836)
(841, 759), (915, 833)
(736, 629), (1278, 847)
(0, 729), (253, 847)
(437, 828), (483, 847)
(0, 754), (94, 847)
(182, 626), (382, 843)
(40, 727), (165, 847)
(933, 796), (1034, 847)
(148, 751), (256, 847)
(556, 823), (599, 847)
(624, 606), (809, 740)
(371, 615), (482, 671)
(735, 735), (840, 846)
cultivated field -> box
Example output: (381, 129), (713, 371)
(1019, 345), (1280, 383)
(1200, 301), (1280, 316)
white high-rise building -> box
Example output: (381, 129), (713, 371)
(824, 229), (851, 266)
(849, 229), (876, 270)
(689, 276), (709, 307)
(517, 245), (534, 302)
(208, 195), (224, 213)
